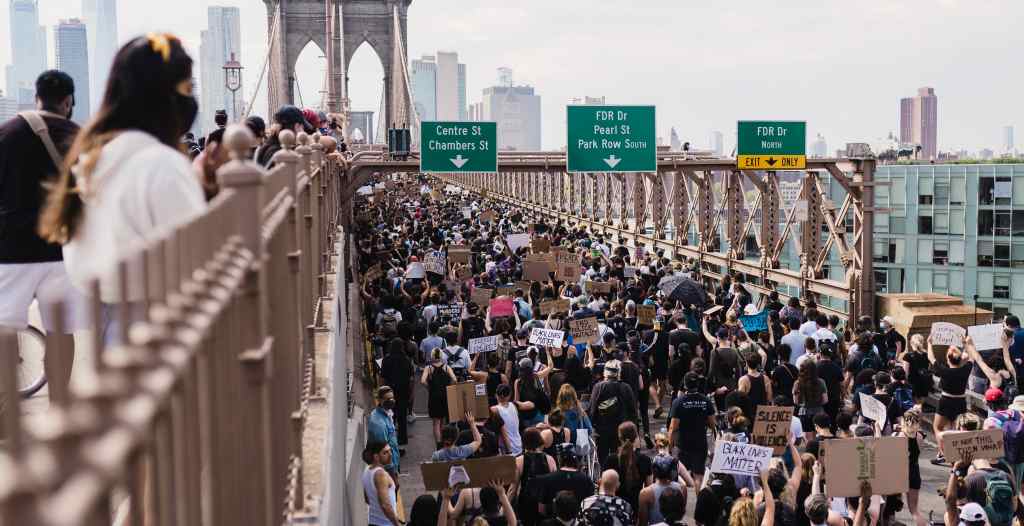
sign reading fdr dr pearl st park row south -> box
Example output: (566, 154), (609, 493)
(420, 121), (498, 173)
(737, 121), (807, 170)
(567, 105), (656, 173)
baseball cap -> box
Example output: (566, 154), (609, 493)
(302, 108), (321, 130)
(959, 503), (987, 524)
(985, 387), (1005, 403)
(1011, 395), (1024, 412)
(274, 105), (313, 134)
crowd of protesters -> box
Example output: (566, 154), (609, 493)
(358, 174), (1024, 526)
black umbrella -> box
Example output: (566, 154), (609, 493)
(658, 274), (708, 307)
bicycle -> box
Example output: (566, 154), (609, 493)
(16, 326), (48, 398)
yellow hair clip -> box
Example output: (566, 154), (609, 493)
(146, 33), (172, 63)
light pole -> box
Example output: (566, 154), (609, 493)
(223, 52), (243, 122)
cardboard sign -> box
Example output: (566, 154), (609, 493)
(445, 382), (490, 422)
(430, 190), (443, 201)
(529, 329), (565, 347)
(940, 429), (1005, 464)
(438, 304), (463, 323)
(364, 264), (383, 282)
(490, 297), (515, 317)
(420, 455), (517, 491)
(480, 210), (496, 223)
(588, 281), (612, 295)
(448, 246), (471, 265)
(637, 305), (657, 326)
(859, 392), (888, 429)
(471, 288), (493, 308)
(570, 316), (600, 345)
(968, 323), (1003, 351)
(540, 299), (570, 316)
(704, 305), (724, 316)
(930, 322), (966, 347)
(751, 405), (794, 454)
(526, 252), (555, 263)
(496, 286), (515, 297)
(554, 251), (579, 282)
(822, 437), (909, 498)
(739, 311), (768, 332)
(424, 252), (446, 275)
(523, 261), (553, 282)
(506, 233), (531, 252)
(405, 262), (426, 279)
(455, 265), (473, 281)
(468, 336), (499, 355)
(531, 238), (551, 253)
(462, 208), (472, 219)
(373, 189), (385, 203)
(709, 440), (773, 476)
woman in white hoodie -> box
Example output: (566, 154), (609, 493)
(40, 34), (218, 344)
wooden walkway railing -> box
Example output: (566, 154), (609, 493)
(0, 125), (343, 526)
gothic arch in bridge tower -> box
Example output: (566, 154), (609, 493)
(265, 0), (411, 131)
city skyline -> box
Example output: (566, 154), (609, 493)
(0, 1), (1021, 153)
(198, 5), (241, 135)
(54, 17), (89, 123)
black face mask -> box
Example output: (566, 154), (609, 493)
(382, 399), (395, 410)
(174, 93), (198, 135)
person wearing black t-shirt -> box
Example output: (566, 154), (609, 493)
(536, 446), (595, 518)
(927, 335), (974, 465)
(668, 372), (716, 489)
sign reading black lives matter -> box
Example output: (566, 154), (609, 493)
(709, 440), (773, 477)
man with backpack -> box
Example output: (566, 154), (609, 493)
(587, 360), (639, 466)
(0, 70), (89, 410)
(441, 331), (471, 380)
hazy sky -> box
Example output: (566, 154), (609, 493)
(2, 0), (1021, 152)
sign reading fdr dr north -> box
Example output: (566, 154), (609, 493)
(737, 121), (806, 170)
(567, 106), (656, 173)
(420, 121), (497, 173)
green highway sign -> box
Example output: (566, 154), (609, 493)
(737, 121), (806, 170)
(567, 105), (656, 173)
(420, 121), (497, 173)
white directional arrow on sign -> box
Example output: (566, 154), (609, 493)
(450, 155), (469, 168)
(603, 155), (621, 169)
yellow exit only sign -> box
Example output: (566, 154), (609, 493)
(737, 154), (806, 170)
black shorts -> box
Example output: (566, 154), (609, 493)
(909, 460), (922, 490)
(651, 366), (667, 381)
(937, 395), (967, 421)
(678, 446), (709, 475)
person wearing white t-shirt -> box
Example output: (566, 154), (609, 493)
(781, 318), (807, 366)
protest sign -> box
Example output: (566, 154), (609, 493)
(373, 189), (385, 203)
(489, 297), (515, 317)
(523, 261), (553, 282)
(364, 264), (383, 282)
(496, 286), (515, 297)
(424, 252), (446, 275)
(623, 267), (637, 278)
(637, 305), (657, 326)
(468, 336), (499, 355)
(940, 430), (1005, 464)
(968, 323), (1003, 351)
(570, 316), (600, 345)
(751, 405), (794, 453)
(739, 311), (768, 332)
(455, 266), (473, 281)
(703, 305), (724, 316)
(588, 281), (612, 294)
(471, 288), (493, 308)
(709, 440), (773, 476)
(430, 190), (443, 201)
(930, 322), (966, 347)
(529, 329), (565, 347)
(635, 245), (646, 260)
(448, 246), (471, 265)
(858, 392), (888, 429)
(437, 304), (462, 323)
(421, 455), (516, 491)
(480, 210), (496, 223)
(822, 437), (909, 498)
(405, 262), (426, 279)
(445, 382), (491, 422)
(462, 208), (472, 219)
(531, 238), (551, 253)
(554, 259), (579, 282)
(506, 233), (531, 252)
(540, 299), (570, 316)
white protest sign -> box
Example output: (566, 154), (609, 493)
(968, 323), (1004, 351)
(448, 466), (471, 488)
(404, 262), (426, 279)
(424, 252), (446, 275)
(474, 383), (487, 396)
(468, 336), (499, 355)
(709, 440), (773, 476)
(529, 329), (565, 347)
(623, 267), (637, 278)
(462, 208), (472, 219)
(859, 392), (888, 429)
(506, 233), (531, 252)
(930, 322), (966, 347)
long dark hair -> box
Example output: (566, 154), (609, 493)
(617, 421), (640, 483)
(797, 359), (822, 403)
(40, 34), (194, 242)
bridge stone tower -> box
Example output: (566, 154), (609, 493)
(264, 0), (412, 133)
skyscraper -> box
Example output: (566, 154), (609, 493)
(669, 127), (680, 151)
(7, 0), (48, 106)
(0, 90), (18, 121)
(811, 133), (828, 158)
(55, 19), (90, 124)
(899, 87), (938, 160)
(709, 130), (723, 156)
(1004, 126), (1015, 155)
(410, 55), (437, 121)
(199, 6), (241, 134)
(475, 69), (541, 151)
(82, 0), (118, 109)
(435, 51), (466, 120)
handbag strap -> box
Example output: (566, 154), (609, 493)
(18, 111), (65, 168)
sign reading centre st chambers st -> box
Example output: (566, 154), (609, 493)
(737, 121), (806, 170)
(567, 106), (656, 173)
(420, 121), (497, 173)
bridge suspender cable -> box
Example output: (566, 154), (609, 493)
(243, 3), (280, 119)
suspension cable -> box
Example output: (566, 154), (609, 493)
(243, 2), (280, 119)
